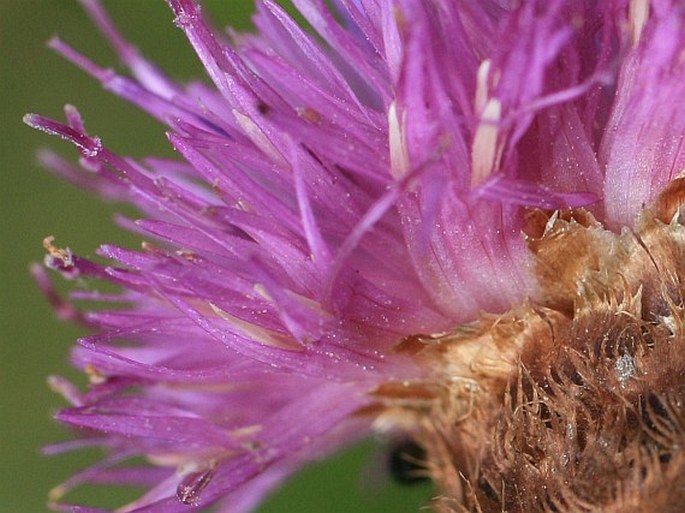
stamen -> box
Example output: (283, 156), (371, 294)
(43, 236), (74, 270)
(471, 99), (501, 187)
(232, 109), (285, 166)
(84, 363), (106, 384)
(388, 101), (409, 179)
(629, 0), (649, 46)
(176, 462), (217, 505)
(210, 303), (303, 351)
(474, 59), (491, 114)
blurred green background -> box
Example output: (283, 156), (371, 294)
(0, 1), (432, 512)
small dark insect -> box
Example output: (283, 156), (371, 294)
(257, 102), (271, 115)
(388, 440), (430, 485)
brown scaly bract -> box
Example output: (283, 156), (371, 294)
(375, 180), (685, 513)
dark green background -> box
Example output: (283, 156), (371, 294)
(0, 1), (432, 511)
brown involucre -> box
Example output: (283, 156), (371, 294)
(375, 188), (685, 513)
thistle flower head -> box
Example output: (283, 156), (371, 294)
(26, 0), (685, 512)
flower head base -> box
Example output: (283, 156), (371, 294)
(380, 201), (685, 512)
(26, 0), (685, 512)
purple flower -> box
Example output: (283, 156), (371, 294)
(26, 0), (685, 512)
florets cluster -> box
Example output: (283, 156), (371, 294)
(26, 1), (685, 512)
